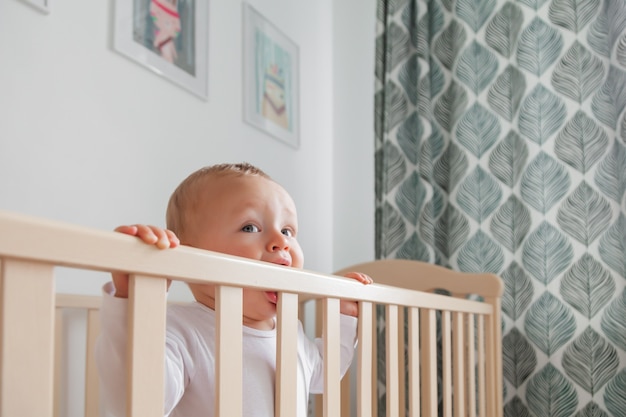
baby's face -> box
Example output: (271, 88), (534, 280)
(186, 174), (303, 329)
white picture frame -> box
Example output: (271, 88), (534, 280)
(113, 0), (209, 100)
(23, 0), (50, 13)
(243, 4), (300, 149)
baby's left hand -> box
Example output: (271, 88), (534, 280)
(340, 271), (373, 317)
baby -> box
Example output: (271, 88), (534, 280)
(95, 162), (372, 417)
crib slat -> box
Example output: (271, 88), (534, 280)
(477, 315), (486, 417)
(0, 259), (55, 417)
(276, 292), (298, 417)
(370, 308), (378, 416)
(453, 311), (465, 417)
(441, 311), (452, 417)
(466, 314), (476, 417)
(54, 308), (63, 417)
(323, 298), (340, 417)
(85, 308), (100, 417)
(386, 304), (400, 417)
(407, 307), (419, 417)
(127, 275), (167, 417)
(397, 307), (406, 417)
(357, 301), (373, 417)
(420, 308), (437, 417)
(215, 285), (243, 417)
(486, 297), (503, 417)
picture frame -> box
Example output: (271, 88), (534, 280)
(243, 4), (300, 149)
(23, 0), (50, 13)
(113, 0), (209, 100)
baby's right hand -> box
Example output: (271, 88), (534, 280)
(111, 225), (180, 298)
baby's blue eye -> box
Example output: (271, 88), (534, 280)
(282, 229), (293, 237)
(242, 225), (259, 233)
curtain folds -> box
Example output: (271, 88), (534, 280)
(374, 0), (626, 415)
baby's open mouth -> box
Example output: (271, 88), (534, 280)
(266, 291), (278, 304)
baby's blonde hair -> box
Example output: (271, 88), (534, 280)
(166, 162), (271, 238)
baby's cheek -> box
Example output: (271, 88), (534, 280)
(341, 301), (359, 317)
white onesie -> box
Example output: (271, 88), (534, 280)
(95, 282), (358, 417)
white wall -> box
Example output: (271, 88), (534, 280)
(0, 0), (375, 413)
(333, 1), (377, 271)
(0, 0), (374, 295)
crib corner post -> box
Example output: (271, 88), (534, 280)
(485, 297), (503, 417)
(0, 259), (56, 417)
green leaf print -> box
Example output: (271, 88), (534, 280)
(504, 396), (532, 417)
(556, 182), (612, 245)
(560, 254), (616, 318)
(526, 363), (578, 417)
(456, 103), (501, 157)
(598, 213), (626, 278)
(604, 369), (626, 417)
(456, 41), (499, 94)
(503, 328), (537, 387)
(434, 204), (470, 257)
(600, 288), (626, 351)
(502, 261), (534, 320)
(490, 195), (531, 252)
(573, 402), (610, 417)
(456, 229), (505, 273)
(522, 221), (574, 285)
(398, 55), (420, 106)
(433, 20), (467, 70)
(485, 2), (523, 58)
(418, 126), (446, 181)
(520, 152), (570, 214)
(382, 141), (406, 193)
(589, 0), (626, 53)
(562, 327), (619, 394)
(434, 80), (468, 132)
(518, 84), (567, 145)
(591, 65), (626, 130)
(487, 65), (527, 122)
(551, 42), (605, 103)
(548, 0), (600, 33)
(397, 112), (424, 164)
(456, 166), (503, 222)
(396, 171), (427, 225)
(433, 142), (469, 193)
(456, 0), (497, 32)
(396, 232), (433, 262)
(554, 111), (609, 174)
(525, 292), (576, 355)
(488, 130), (529, 187)
(517, 18), (563, 76)
(594, 140), (626, 202)
(381, 201), (407, 256)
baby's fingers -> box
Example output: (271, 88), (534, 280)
(114, 224), (180, 249)
(343, 271), (374, 285)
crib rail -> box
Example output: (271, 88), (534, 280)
(0, 210), (502, 417)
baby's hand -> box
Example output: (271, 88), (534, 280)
(114, 224), (180, 249)
(111, 225), (180, 298)
(340, 271), (373, 317)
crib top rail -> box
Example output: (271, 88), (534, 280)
(0, 210), (493, 313)
(0, 210), (504, 417)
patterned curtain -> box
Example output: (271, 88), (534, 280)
(374, 0), (626, 416)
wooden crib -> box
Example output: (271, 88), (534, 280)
(0, 210), (503, 417)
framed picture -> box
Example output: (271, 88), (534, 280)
(22, 0), (50, 13)
(243, 4), (300, 149)
(113, 0), (209, 100)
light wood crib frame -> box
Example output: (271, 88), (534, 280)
(0, 210), (503, 417)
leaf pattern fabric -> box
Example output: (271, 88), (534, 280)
(375, 0), (626, 415)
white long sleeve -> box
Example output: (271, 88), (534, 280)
(95, 282), (357, 417)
